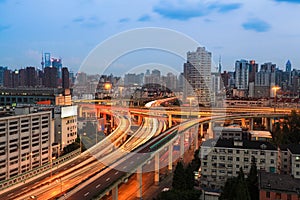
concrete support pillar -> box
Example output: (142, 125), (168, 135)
(154, 153), (160, 185)
(111, 115), (114, 127)
(269, 118), (273, 132)
(96, 108), (101, 119)
(241, 118), (246, 127)
(180, 133), (185, 157)
(137, 166), (143, 199)
(138, 115), (142, 125)
(250, 118), (254, 130)
(112, 186), (118, 200)
(78, 106), (83, 118)
(200, 124), (204, 137)
(168, 114), (172, 128)
(168, 144), (173, 172)
(264, 118), (270, 131)
(195, 128), (199, 149)
(207, 122), (214, 139)
(103, 113), (107, 125)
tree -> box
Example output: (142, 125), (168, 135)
(272, 110), (300, 145)
(246, 156), (259, 200)
(172, 161), (186, 190)
(219, 168), (250, 200)
(235, 167), (251, 200)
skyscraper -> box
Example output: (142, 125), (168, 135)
(183, 47), (212, 106)
(286, 60), (292, 72)
(62, 67), (69, 89)
(44, 53), (51, 67)
(235, 60), (249, 90)
(43, 67), (58, 88)
(52, 58), (62, 79)
(0, 66), (8, 87)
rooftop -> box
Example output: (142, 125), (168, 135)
(287, 144), (300, 154)
(259, 171), (300, 194)
(202, 138), (277, 151)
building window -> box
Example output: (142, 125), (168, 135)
(236, 157), (240, 161)
(287, 194), (292, 200)
(266, 191), (270, 198)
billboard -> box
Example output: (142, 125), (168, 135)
(61, 105), (77, 118)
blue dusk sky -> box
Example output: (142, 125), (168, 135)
(1, 0), (300, 75)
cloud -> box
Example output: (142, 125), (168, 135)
(72, 16), (85, 23)
(242, 19), (271, 32)
(71, 16), (104, 28)
(274, 0), (300, 3)
(138, 15), (151, 22)
(153, 1), (242, 20)
(217, 3), (242, 13)
(119, 18), (130, 23)
(0, 24), (10, 32)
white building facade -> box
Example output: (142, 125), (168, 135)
(200, 139), (278, 190)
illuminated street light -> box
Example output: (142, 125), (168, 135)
(272, 86), (280, 112)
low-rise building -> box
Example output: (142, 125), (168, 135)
(200, 139), (278, 190)
(287, 144), (300, 179)
(213, 125), (250, 140)
(259, 171), (300, 200)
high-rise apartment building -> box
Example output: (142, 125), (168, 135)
(255, 62), (276, 98)
(0, 66), (8, 87)
(62, 67), (70, 89)
(54, 106), (77, 151)
(183, 47), (212, 106)
(0, 108), (53, 181)
(235, 60), (249, 91)
(43, 67), (58, 88)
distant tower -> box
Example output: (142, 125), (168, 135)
(41, 51), (45, 71)
(218, 56), (222, 73)
(286, 60), (292, 72)
(44, 53), (51, 67)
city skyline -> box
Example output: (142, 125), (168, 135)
(1, 0), (300, 75)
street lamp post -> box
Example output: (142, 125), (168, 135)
(272, 86), (280, 112)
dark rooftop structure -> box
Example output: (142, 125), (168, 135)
(259, 171), (300, 194)
(202, 138), (277, 151)
(287, 144), (300, 154)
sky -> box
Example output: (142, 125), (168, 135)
(1, 0), (300, 76)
